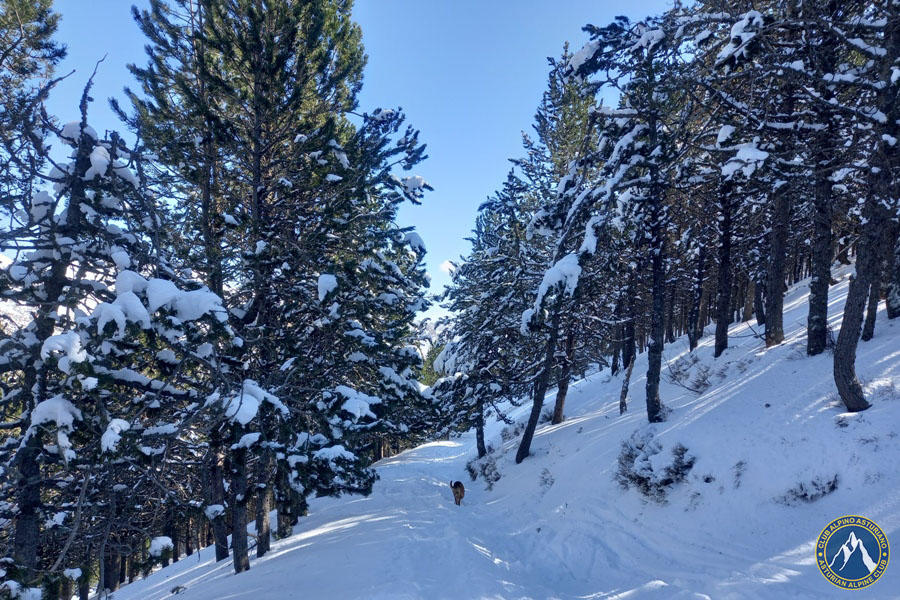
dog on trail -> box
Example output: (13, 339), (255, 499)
(450, 480), (465, 506)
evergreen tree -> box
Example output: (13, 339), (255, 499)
(0, 86), (229, 594)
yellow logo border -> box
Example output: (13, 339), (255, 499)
(817, 514), (890, 590)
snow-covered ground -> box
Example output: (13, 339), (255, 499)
(113, 268), (900, 599)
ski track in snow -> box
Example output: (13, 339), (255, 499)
(113, 268), (900, 599)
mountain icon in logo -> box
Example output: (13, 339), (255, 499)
(828, 530), (878, 575)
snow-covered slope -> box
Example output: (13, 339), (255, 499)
(113, 268), (900, 599)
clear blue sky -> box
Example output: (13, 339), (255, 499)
(47, 0), (672, 320)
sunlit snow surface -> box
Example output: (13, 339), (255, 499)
(113, 267), (900, 599)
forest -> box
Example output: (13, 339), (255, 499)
(0, 0), (898, 598)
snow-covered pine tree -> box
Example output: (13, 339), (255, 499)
(515, 48), (600, 426)
(0, 0), (65, 218)
(127, 0), (433, 570)
(435, 172), (540, 458)
(0, 87), (230, 596)
(536, 11), (696, 427)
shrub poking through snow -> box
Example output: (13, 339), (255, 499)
(615, 431), (695, 503)
(775, 474), (839, 505)
(500, 421), (526, 443)
(466, 453), (502, 490)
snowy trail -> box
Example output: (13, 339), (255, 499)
(114, 269), (900, 599)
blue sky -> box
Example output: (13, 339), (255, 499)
(47, 0), (671, 320)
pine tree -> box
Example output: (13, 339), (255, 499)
(128, 0), (432, 572)
(0, 85), (229, 594)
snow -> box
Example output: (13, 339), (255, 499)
(401, 175), (428, 192)
(317, 273), (338, 302)
(30, 395), (82, 460)
(149, 536), (174, 557)
(108, 270), (900, 599)
(156, 349), (178, 364)
(1, 583), (41, 600)
(527, 252), (582, 327)
(313, 445), (356, 463)
(334, 385), (381, 422)
(403, 231), (426, 253)
(717, 10), (765, 65)
(568, 40), (600, 75)
(40, 331), (87, 372)
(111, 249), (132, 270)
(325, 174), (343, 182)
(115, 270), (149, 295)
(30, 191), (53, 222)
(146, 278), (227, 323)
(94, 291), (153, 338)
(62, 568), (82, 580)
(101, 419), (131, 453)
(231, 432), (261, 450)
(30, 395), (82, 432)
(220, 379), (288, 425)
(59, 121), (98, 145)
(716, 124), (736, 146)
(85, 144), (110, 179)
(722, 142), (769, 179)
(204, 505), (225, 520)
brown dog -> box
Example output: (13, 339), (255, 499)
(450, 480), (465, 505)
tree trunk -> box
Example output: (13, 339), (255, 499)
(742, 278), (754, 322)
(167, 515), (180, 564)
(665, 284), (676, 344)
(765, 187), (790, 347)
(104, 552), (120, 592)
(645, 199), (667, 423)
(886, 230), (900, 319)
(256, 488), (271, 559)
(834, 240), (877, 412)
(185, 518), (194, 557)
(715, 184), (733, 358)
(476, 399), (487, 458)
(698, 286), (710, 337)
(622, 284), (636, 370)
(753, 276), (765, 326)
(230, 437), (251, 574)
(807, 168), (832, 355)
(861, 264), (882, 342)
(807, 35), (838, 354)
(256, 450), (272, 558)
(610, 324), (620, 375)
(551, 325), (576, 425)
(373, 435), (384, 461)
(78, 573), (90, 600)
(275, 461), (298, 540)
(59, 578), (71, 600)
(834, 188), (890, 412)
(13, 433), (41, 581)
(205, 430), (230, 562)
(620, 357), (635, 415)
(516, 309), (561, 463)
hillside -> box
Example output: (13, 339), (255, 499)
(112, 269), (900, 599)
